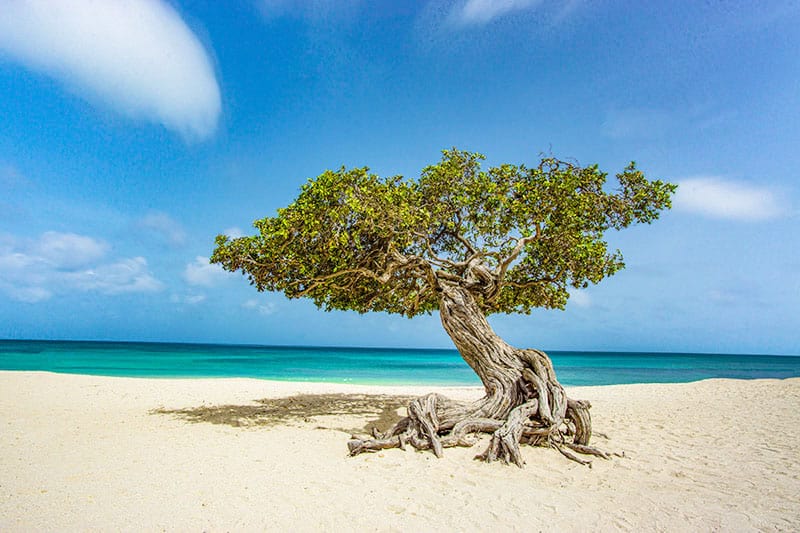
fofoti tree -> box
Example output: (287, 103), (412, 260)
(212, 149), (676, 466)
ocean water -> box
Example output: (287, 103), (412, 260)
(1, 339), (799, 387)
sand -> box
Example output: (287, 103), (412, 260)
(1, 371), (798, 531)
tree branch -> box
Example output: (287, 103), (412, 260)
(290, 251), (434, 298)
(502, 277), (556, 290)
(453, 232), (477, 257)
(413, 232), (466, 270)
(494, 225), (541, 281)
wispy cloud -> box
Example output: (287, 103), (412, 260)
(0, 164), (33, 221)
(257, 0), (363, 22)
(0, 163), (30, 189)
(551, 0), (587, 24)
(601, 106), (735, 141)
(414, 0), (589, 49)
(185, 294), (207, 305)
(6, 286), (51, 304)
(0, 0), (221, 140)
(170, 292), (207, 305)
(138, 212), (187, 247)
(601, 108), (676, 140)
(568, 289), (591, 308)
(242, 298), (277, 316)
(449, 0), (541, 26)
(675, 177), (788, 221)
(183, 256), (232, 287)
(0, 231), (163, 302)
(223, 227), (246, 239)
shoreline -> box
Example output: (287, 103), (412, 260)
(2, 371), (799, 530)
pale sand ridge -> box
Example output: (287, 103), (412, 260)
(1, 371), (798, 531)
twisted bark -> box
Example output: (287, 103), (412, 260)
(348, 284), (601, 467)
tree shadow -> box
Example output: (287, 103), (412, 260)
(152, 393), (415, 435)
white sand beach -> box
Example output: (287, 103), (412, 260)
(1, 371), (798, 531)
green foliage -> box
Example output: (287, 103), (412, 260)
(212, 149), (676, 317)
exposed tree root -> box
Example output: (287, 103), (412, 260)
(348, 348), (610, 468)
(347, 287), (612, 468)
(474, 400), (539, 467)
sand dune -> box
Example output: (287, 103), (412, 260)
(1, 371), (798, 531)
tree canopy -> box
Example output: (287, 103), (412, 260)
(212, 149), (676, 317)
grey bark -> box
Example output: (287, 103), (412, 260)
(348, 284), (599, 467)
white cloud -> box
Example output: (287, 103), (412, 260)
(138, 212), (187, 247)
(675, 177), (787, 221)
(243, 299), (277, 316)
(0, 231), (163, 302)
(66, 257), (163, 294)
(33, 231), (109, 269)
(0, 0), (221, 140)
(450, 0), (541, 26)
(415, 0), (586, 46)
(184, 256), (231, 287)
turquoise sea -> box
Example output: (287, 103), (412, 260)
(1, 339), (799, 386)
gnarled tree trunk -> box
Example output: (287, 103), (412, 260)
(348, 284), (603, 467)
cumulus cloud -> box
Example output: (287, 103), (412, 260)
(675, 177), (787, 221)
(32, 231), (109, 269)
(65, 257), (163, 294)
(0, 231), (163, 302)
(138, 212), (187, 247)
(0, 0), (221, 140)
(183, 256), (231, 287)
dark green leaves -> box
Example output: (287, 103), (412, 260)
(212, 167), (437, 316)
(212, 149), (675, 317)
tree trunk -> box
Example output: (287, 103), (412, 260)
(347, 284), (601, 467)
(437, 284), (527, 419)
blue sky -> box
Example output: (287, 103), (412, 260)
(0, 0), (798, 355)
